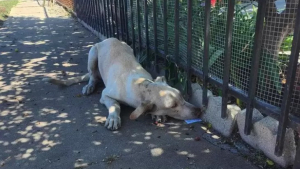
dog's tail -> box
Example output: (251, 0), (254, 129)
(42, 73), (90, 87)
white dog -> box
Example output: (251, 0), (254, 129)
(43, 38), (201, 130)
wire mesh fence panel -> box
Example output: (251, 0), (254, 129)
(228, 1), (257, 94)
(207, 0), (227, 81)
(255, 0), (299, 117)
(166, 1), (176, 59)
(127, 0), (145, 58)
(191, 1), (205, 71)
(291, 64), (300, 117)
(178, 1), (188, 65)
(156, 0), (166, 54)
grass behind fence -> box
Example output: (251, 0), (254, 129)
(0, 0), (18, 26)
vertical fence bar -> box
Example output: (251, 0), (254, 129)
(123, 0), (126, 41)
(84, 0), (89, 23)
(174, 0), (179, 64)
(87, 0), (93, 27)
(120, 0), (125, 40)
(137, 0), (142, 57)
(275, 1), (300, 156)
(110, 0), (115, 37)
(202, 0), (211, 106)
(95, 0), (100, 33)
(130, 0), (135, 55)
(186, 0), (192, 96)
(153, 0), (158, 73)
(107, 0), (112, 37)
(118, 0), (122, 39)
(124, 0), (129, 43)
(91, 0), (95, 30)
(83, 0), (87, 23)
(80, 0), (84, 22)
(88, 0), (92, 26)
(103, 0), (109, 38)
(163, 0), (168, 78)
(74, 0), (77, 14)
(114, 0), (119, 38)
(103, 0), (108, 37)
(76, 0), (81, 21)
(244, 0), (267, 135)
(123, 0), (126, 40)
(100, 0), (105, 36)
(221, 0), (235, 118)
(94, 0), (98, 30)
(144, 0), (150, 68)
(98, 0), (103, 34)
(122, 0), (127, 41)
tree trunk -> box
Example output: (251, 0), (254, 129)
(262, 0), (299, 58)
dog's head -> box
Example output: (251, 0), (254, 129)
(130, 76), (202, 120)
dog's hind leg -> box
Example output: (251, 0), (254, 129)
(82, 45), (100, 95)
(100, 88), (121, 130)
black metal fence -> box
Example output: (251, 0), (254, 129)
(56, 0), (300, 167)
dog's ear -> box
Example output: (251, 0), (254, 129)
(130, 101), (153, 120)
(154, 76), (167, 83)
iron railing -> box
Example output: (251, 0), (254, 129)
(56, 0), (300, 168)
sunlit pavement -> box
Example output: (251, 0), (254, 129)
(0, 1), (257, 168)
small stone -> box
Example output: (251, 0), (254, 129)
(194, 137), (201, 141)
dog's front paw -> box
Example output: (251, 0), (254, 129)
(151, 115), (167, 123)
(105, 115), (121, 130)
(82, 84), (95, 95)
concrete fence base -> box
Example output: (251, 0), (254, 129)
(190, 83), (296, 168)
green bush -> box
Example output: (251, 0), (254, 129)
(0, 0), (18, 25)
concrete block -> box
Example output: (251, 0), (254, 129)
(190, 83), (213, 108)
(237, 109), (296, 168)
(237, 109), (264, 149)
(202, 96), (241, 137)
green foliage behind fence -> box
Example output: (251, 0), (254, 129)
(126, 0), (296, 109)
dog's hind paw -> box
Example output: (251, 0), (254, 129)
(82, 84), (95, 95)
(105, 115), (121, 130)
(152, 115), (167, 123)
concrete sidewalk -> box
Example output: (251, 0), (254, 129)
(0, 1), (257, 168)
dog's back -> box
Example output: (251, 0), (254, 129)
(96, 38), (152, 86)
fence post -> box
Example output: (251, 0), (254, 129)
(163, 0), (168, 79)
(124, 0), (129, 43)
(202, 0), (211, 106)
(171, 0), (179, 82)
(110, 0), (115, 37)
(114, 0), (119, 38)
(244, 0), (267, 135)
(136, 0), (142, 58)
(221, 0), (235, 118)
(119, 0), (124, 40)
(144, 0), (150, 68)
(153, 0), (158, 74)
(275, 0), (300, 156)
(130, 0), (135, 56)
(106, 0), (112, 37)
(186, 0), (192, 97)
